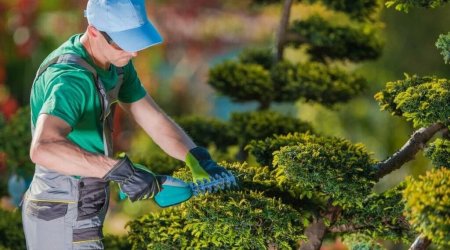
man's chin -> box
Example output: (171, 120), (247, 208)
(113, 59), (131, 68)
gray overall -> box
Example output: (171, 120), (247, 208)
(22, 54), (123, 250)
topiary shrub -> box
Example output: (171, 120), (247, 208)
(425, 138), (450, 168)
(175, 115), (237, 152)
(230, 111), (313, 147)
(272, 137), (377, 208)
(403, 167), (450, 248)
(0, 209), (25, 249)
(103, 234), (132, 250)
(127, 185), (305, 249)
(374, 75), (450, 128)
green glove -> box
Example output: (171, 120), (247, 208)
(185, 147), (230, 182)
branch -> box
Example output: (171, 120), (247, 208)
(298, 205), (340, 250)
(298, 218), (327, 250)
(374, 123), (446, 180)
(329, 215), (410, 233)
(409, 234), (431, 250)
(328, 224), (364, 233)
(275, 0), (293, 62)
(443, 127), (449, 139)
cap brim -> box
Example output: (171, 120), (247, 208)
(108, 20), (163, 52)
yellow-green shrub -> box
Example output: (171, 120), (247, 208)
(403, 168), (450, 248)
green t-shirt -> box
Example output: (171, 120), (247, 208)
(31, 34), (146, 154)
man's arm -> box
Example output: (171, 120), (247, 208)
(120, 94), (196, 161)
(29, 114), (117, 178)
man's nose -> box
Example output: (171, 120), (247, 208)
(130, 52), (138, 57)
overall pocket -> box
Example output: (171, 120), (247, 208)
(26, 200), (68, 221)
(77, 177), (108, 221)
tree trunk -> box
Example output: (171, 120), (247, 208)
(298, 205), (340, 250)
(298, 218), (327, 250)
(275, 0), (294, 62)
(409, 234), (431, 250)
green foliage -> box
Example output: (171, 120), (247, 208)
(238, 48), (275, 70)
(129, 150), (184, 175)
(336, 184), (413, 241)
(253, 0), (380, 20)
(403, 167), (450, 248)
(127, 208), (188, 250)
(425, 138), (450, 168)
(375, 75), (450, 127)
(247, 132), (320, 167)
(0, 106), (34, 178)
(103, 235), (132, 250)
(292, 62), (367, 106)
(0, 209), (25, 250)
(272, 136), (377, 207)
(385, 0), (449, 12)
(289, 15), (383, 62)
(175, 116), (237, 151)
(209, 49), (367, 107)
(230, 111), (313, 146)
(270, 60), (367, 105)
(308, 0), (380, 20)
(342, 233), (386, 250)
(436, 32), (450, 64)
(127, 189), (305, 249)
(208, 61), (273, 106)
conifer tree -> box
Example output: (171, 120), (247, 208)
(126, 1), (426, 249)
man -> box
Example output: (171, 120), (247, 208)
(22, 0), (233, 249)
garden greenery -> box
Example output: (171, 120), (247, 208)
(403, 167), (450, 248)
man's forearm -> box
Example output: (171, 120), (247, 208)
(146, 113), (196, 160)
(125, 94), (196, 161)
(30, 137), (117, 178)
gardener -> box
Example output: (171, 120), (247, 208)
(22, 0), (233, 249)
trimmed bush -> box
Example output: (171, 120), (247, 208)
(403, 167), (450, 248)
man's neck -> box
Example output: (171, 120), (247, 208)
(80, 33), (110, 70)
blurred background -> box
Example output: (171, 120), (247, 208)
(0, 0), (449, 248)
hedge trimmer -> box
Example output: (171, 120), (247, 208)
(120, 171), (237, 208)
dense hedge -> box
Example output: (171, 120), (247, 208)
(0, 106), (33, 177)
(289, 15), (382, 62)
(127, 189), (305, 249)
(374, 75), (450, 127)
(425, 138), (450, 169)
(0, 209), (25, 249)
(208, 50), (368, 108)
(272, 137), (377, 208)
(336, 184), (413, 241)
(230, 111), (313, 147)
(175, 116), (237, 151)
(436, 32), (450, 64)
(403, 167), (450, 248)
(253, 0), (380, 20)
(385, 0), (449, 12)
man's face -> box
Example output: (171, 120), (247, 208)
(99, 31), (138, 67)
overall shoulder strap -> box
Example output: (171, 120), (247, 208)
(35, 54), (110, 120)
(33, 53), (124, 157)
(34, 54), (97, 81)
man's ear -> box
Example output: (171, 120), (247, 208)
(87, 25), (100, 38)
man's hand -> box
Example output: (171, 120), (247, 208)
(185, 147), (231, 182)
(103, 156), (161, 202)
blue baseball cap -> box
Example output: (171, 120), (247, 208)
(85, 0), (163, 52)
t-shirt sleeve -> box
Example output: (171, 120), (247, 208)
(118, 61), (147, 103)
(40, 74), (91, 128)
